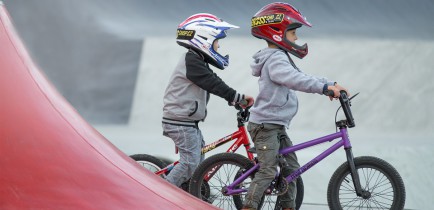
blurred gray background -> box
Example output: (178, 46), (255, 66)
(3, 0), (434, 209)
(4, 0), (434, 124)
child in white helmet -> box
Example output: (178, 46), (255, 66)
(162, 13), (254, 188)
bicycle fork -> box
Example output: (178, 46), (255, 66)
(345, 147), (371, 199)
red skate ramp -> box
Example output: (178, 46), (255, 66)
(0, 3), (217, 209)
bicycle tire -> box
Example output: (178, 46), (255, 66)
(327, 156), (406, 210)
(130, 154), (196, 191)
(189, 153), (304, 210)
(129, 154), (167, 177)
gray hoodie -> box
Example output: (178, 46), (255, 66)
(249, 48), (334, 128)
(162, 49), (243, 127)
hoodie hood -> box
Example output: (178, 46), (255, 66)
(250, 48), (282, 77)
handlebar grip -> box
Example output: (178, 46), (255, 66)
(233, 99), (250, 111)
(340, 90), (348, 97)
(324, 90), (335, 97)
(239, 99), (249, 107)
(325, 90), (348, 98)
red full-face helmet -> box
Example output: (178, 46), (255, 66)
(251, 2), (312, 59)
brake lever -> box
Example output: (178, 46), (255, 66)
(349, 92), (360, 101)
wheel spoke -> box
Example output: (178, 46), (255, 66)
(330, 157), (404, 210)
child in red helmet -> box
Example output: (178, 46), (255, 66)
(243, 3), (349, 210)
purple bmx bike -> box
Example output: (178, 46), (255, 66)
(188, 91), (406, 210)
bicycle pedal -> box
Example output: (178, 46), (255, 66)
(264, 188), (272, 194)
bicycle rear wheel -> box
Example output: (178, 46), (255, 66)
(129, 154), (167, 177)
(130, 154), (196, 192)
(189, 153), (304, 210)
(327, 156), (406, 210)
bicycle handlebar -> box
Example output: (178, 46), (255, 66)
(234, 99), (251, 111)
(323, 90), (335, 97)
(325, 90), (356, 128)
(239, 99), (249, 107)
(339, 91), (355, 128)
(232, 99), (251, 126)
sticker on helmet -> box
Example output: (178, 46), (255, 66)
(273, 35), (282, 42)
(177, 29), (195, 40)
(251, 13), (284, 28)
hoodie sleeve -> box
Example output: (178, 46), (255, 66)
(184, 51), (241, 103)
(268, 52), (329, 94)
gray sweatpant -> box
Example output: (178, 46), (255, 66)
(162, 123), (205, 187)
(243, 122), (300, 209)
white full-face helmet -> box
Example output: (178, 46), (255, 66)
(176, 13), (239, 70)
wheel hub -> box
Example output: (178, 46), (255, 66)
(360, 190), (371, 199)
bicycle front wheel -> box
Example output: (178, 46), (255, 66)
(327, 156), (406, 210)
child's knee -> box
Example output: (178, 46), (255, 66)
(187, 156), (202, 169)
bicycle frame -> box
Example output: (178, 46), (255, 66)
(225, 91), (364, 196)
(225, 127), (350, 194)
(155, 110), (254, 177)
